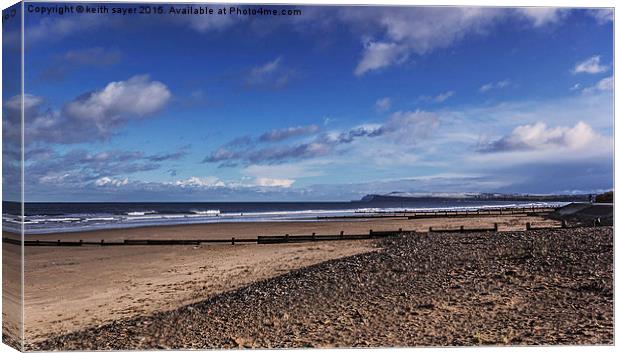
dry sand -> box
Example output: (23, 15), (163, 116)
(2, 239), (22, 350)
(16, 215), (559, 345)
(22, 240), (375, 344)
(32, 227), (614, 350)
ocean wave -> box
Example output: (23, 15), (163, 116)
(4, 201), (568, 235)
(190, 209), (220, 216)
(126, 210), (157, 216)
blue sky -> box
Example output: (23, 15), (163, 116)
(3, 4), (614, 201)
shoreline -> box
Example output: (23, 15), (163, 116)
(12, 213), (560, 241)
(7, 202), (566, 235)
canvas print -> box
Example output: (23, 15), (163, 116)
(1, 2), (614, 351)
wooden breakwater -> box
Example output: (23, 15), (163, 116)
(4, 221), (605, 247)
(3, 229), (403, 247)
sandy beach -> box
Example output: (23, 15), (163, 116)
(2, 240), (22, 350)
(6, 213), (611, 348)
(29, 225), (613, 349)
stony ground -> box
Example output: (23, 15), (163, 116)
(30, 227), (613, 350)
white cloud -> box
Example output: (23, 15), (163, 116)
(514, 8), (566, 27)
(479, 79), (511, 93)
(570, 83), (582, 91)
(172, 175), (294, 189)
(19, 75), (171, 144)
(95, 177), (129, 187)
(343, 8), (583, 76)
(480, 121), (599, 152)
(254, 177), (295, 188)
(435, 91), (454, 102)
(345, 8), (505, 76)
(582, 76), (613, 94)
(572, 55), (609, 74)
(65, 75), (171, 130)
(587, 9), (613, 24)
(382, 110), (440, 144)
(419, 91), (455, 103)
(354, 41), (408, 76)
(4, 94), (43, 111)
(174, 176), (226, 188)
(375, 97), (392, 112)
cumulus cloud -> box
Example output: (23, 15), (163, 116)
(18, 75), (171, 144)
(259, 125), (320, 142)
(64, 75), (170, 129)
(572, 55), (609, 74)
(479, 79), (511, 93)
(479, 121), (599, 152)
(375, 97), (392, 112)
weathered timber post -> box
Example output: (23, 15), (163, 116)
(232, 237), (235, 245)
(312, 232), (316, 241)
(494, 223), (498, 232)
(460, 225), (464, 233)
(526, 222), (531, 231)
(340, 231), (344, 240)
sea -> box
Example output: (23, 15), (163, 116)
(2, 200), (568, 235)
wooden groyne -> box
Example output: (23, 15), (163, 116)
(4, 221), (605, 247)
(3, 229), (402, 247)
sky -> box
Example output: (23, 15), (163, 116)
(2, 4), (614, 201)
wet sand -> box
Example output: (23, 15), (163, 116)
(26, 214), (558, 241)
(21, 215), (560, 345)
